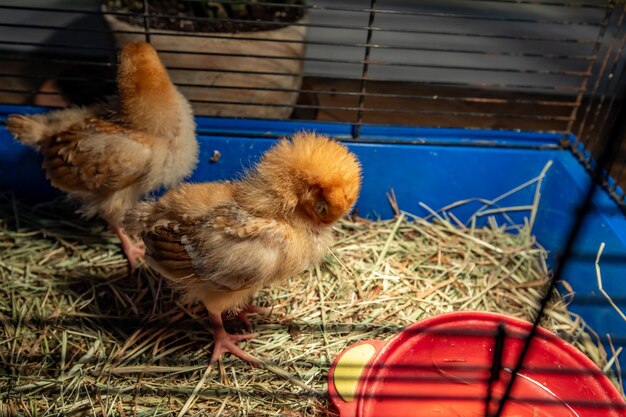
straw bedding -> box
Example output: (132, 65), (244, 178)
(0, 178), (619, 415)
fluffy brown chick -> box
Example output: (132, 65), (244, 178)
(124, 132), (362, 364)
(6, 43), (199, 270)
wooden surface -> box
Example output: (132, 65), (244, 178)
(292, 76), (626, 193)
(295, 77), (575, 132)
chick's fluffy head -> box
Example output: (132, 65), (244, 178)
(118, 42), (171, 97)
(259, 132), (362, 224)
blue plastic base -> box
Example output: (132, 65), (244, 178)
(1, 104), (624, 350)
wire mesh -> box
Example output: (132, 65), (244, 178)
(0, 1), (618, 132)
(0, 1), (625, 416)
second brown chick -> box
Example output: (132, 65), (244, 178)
(124, 132), (362, 364)
(6, 43), (199, 270)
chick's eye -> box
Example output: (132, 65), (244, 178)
(315, 200), (328, 216)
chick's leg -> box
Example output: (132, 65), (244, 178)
(208, 312), (259, 365)
(112, 225), (145, 271)
(237, 305), (273, 333)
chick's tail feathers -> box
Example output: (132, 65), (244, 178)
(5, 114), (47, 147)
(122, 201), (156, 236)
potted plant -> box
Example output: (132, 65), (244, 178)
(102, 0), (308, 119)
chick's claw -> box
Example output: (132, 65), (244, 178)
(210, 330), (260, 366)
(210, 313), (260, 365)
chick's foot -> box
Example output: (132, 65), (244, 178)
(209, 313), (260, 365)
(113, 226), (145, 271)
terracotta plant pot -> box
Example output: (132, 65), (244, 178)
(103, 6), (307, 119)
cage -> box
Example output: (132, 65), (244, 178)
(0, 0), (625, 416)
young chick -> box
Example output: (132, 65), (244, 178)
(6, 43), (199, 270)
(124, 132), (362, 364)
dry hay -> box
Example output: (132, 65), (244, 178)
(0, 182), (620, 416)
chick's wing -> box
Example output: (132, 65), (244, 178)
(42, 118), (153, 193)
(145, 202), (291, 292)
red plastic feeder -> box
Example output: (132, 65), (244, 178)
(328, 311), (626, 417)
